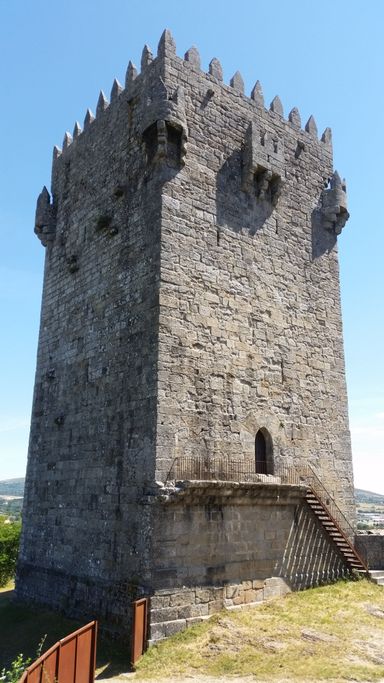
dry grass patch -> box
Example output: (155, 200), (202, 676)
(135, 579), (384, 681)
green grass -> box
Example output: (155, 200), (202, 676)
(2, 580), (384, 681)
(0, 588), (130, 676)
(135, 579), (384, 681)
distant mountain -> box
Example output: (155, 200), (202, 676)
(355, 488), (384, 504)
(0, 478), (25, 497)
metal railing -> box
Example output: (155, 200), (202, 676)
(295, 464), (357, 541)
(19, 621), (97, 683)
(166, 455), (301, 486)
(297, 463), (368, 571)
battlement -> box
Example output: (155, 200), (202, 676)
(36, 29), (346, 251)
(52, 29), (332, 163)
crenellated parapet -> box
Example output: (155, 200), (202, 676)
(39, 28), (348, 250)
(50, 29), (333, 164)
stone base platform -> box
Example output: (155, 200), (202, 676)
(149, 576), (290, 642)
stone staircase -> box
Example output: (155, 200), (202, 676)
(305, 490), (368, 573)
(369, 570), (384, 586)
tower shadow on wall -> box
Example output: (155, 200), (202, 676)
(216, 149), (275, 235)
(311, 208), (337, 260)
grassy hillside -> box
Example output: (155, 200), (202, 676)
(0, 479), (25, 497)
(355, 488), (384, 504)
(135, 580), (384, 682)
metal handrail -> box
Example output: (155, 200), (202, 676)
(295, 464), (356, 540)
(297, 464), (368, 571)
(166, 456), (301, 486)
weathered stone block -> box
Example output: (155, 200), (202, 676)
(252, 579), (265, 590)
(164, 619), (187, 637)
(189, 603), (210, 618)
(208, 599), (224, 614)
(195, 588), (213, 603)
(169, 590), (196, 607)
(148, 622), (166, 640)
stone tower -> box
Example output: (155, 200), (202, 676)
(17, 31), (356, 643)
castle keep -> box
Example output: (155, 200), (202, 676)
(17, 30), (360, 643)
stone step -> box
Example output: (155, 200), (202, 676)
(369, 570), (384, 579)
(340, 548), (362, 559)
(305, 496), (367, 570)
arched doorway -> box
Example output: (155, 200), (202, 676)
(255, 429), (272, 474)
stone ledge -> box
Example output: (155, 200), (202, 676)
(155, 480), (307, 506)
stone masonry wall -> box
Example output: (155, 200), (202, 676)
(149, 577), (290, 642)
(17, 53), (166, 622)
(355, 535), (384, 570)
(155, 35), (355, 522)
(149, 481), (350, 640)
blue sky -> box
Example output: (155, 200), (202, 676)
(0, 0), (383, 493)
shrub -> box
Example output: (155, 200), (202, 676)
(0, 516), (21, 587)
(0, 653), (31, 683)
(0, 637), (45, 683)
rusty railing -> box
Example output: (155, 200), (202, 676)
(19, 621), (97, 683)
(166, 455), (301, 486)
(295, 464), (357, 541)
